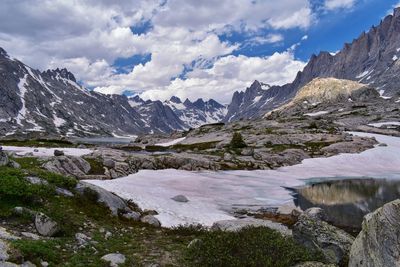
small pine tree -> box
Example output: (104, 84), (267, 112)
(230, 132), (247, 148)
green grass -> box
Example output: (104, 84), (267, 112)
(185, 227), (323, 267)
(0, 139), (75, 148)
(0, 159), (322, 266)
(84, 157), (105, 175)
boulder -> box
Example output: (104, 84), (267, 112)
(54, 150), (64, 156)
(121, 211), (141, 221)
(43, 156), (91, 178)
(0, 150), (9, 166)
(211, 218), (292, 237)
(303, 207), (326, 221)
(34, 213), (59, 237)
(293, 213), (354, 265)
(349, 199), (400, 267)
(0, 239), (10, 261)
(171, 195), (189, 203)
(24, 176), (49, 186)
(101, 253), (126, 267)
(75, 182), (130, 216)
(55, 187), (74, 197)
(75, 233), (91, 246)
(103, 158), (116, 169)
(8, 160), (20, 169)
(140, 215), (161, 227)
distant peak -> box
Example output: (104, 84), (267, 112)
(44, 68), (76, 82)
(130, 95), (144, 102)
(0, 47), (9, 59)
(394, 7), (400, 17)
(169, 96), (182, 103)
(183, 98), (192, 106)
(251, 80), (261, 87)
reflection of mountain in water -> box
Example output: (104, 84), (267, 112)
(292, 179), (400, 231)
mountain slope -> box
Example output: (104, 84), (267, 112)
(164, 97), (227, 129)
(0, 49), (147, 137)
(0, 49), (227, 137)
(225, 7), (400, 121)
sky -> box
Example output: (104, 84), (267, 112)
(0, 0), (399, 104)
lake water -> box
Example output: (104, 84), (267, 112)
(71, 136), (136, 145)
(291, 178), (400, 232)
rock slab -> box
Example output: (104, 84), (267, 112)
(293, 212), (354, 265)
(349, 199), (400, 267)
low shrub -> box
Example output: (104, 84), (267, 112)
(229, 132), (247, 149)
(185, 227), (321, 267)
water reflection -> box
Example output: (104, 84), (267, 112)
(291, 178), (400, 231)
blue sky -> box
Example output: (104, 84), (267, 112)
(0, 0), (399, 103)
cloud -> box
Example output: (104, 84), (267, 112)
(138, 50), (306, 103)
(0, 0), (313, 103)
(324, 0), (357, 10)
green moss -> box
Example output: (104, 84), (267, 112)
(145, 145), (169, 152)
(172, 141), (219, 151)
(85, 158), (105, 175)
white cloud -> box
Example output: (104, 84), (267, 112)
(138, 50), (306, 103)
(0, 0), (313, 103)
(324, 0), (356, 10)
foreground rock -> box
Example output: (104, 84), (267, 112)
(171, 195), (189, 203)
(211, 218), (292, 237)
(43, 156), (90, 178)
(35, 213), (59, 237)
(349, 199), (400, 267)
(101, 253), (126, 267)
(293, 210), (354, 265)
(75, 182), (130, 216)
(0, 149), (10, 166)
(140, 215), (161, 227)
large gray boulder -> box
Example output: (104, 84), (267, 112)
(75, 182), (130, 216)
(34, 212), (59, 237)
(43, 156), (91, 178)
(211, 218), (292, 237)
(293, 212), (354, 265)
(171, 195), (189, 203)
(140, 215), (161, 227)
(0, 150), (9, 167)
(101, 253), (126, 267)
(349, 199), (400, 267)
(0, 239), (10, 261)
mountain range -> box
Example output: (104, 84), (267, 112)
(225, 7), (400, 121)
(0, 49), (226, 137)
(1, 8), (400, 137)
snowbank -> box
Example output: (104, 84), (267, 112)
(1, 146), (92, 157)
(304, 110), (330, 117)
(368, 121), (400, 128)
(86, 132), (400, 227)
(155, 137), (186, 147)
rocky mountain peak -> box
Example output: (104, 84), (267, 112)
(170, 96), (182, 104)
(43, 68), (76, 82)
(0, 47), (9, 58)
(193, 98), (205, 109)
(183, 98), (192, 106)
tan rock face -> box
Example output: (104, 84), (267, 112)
(292, 77), (366, 104)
